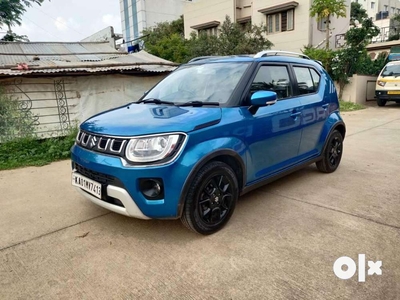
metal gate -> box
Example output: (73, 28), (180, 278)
(1, 78), (74, 140)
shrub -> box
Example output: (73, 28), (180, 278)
(0, 126), (78, 170)
(302, 46), (335, 74)
(0, 86), (36, 143)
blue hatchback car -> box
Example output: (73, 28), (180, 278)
(71, 51), (346, 234)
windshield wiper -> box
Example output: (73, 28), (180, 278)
(136, 98), (175, 105)
(178, 101), (220, 107)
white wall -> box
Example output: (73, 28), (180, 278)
(251, 0), (312, 52)
(145, 0), (185, 30)
(0, 74), (167, 138)
(335, 74), (378, 103)
(184, 0), (235, 38)
(184, 0), (351, 53)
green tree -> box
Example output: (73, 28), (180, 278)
(0, 0), (45, 42)
(0, 0), (44, 30)
(310, 0), (347, 50)
(142, 16), (189, 63)
(331, 18), (380, 98)
(143, 16), (273, 63)
(1, 31), (29, 42)
(388, 14), (400, 40)
(350, 2), (368, 24)
(217, 16), (272, 55)
(188, 16), (273, 59)
(188, 31), (219, 58)
(302, 46), (335, 73)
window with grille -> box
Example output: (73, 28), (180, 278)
(266, 9), (294, 34)
(198, 26), (218, 36)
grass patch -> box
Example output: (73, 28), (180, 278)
(339, 100), (365, 112)
(0, 128), (78, 171)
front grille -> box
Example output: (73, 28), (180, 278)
(76, 131), (128, 156)
(74, 163), (123, 187)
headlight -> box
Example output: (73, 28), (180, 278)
(377, 80), (386, 87)
(125, 134), (183, 163)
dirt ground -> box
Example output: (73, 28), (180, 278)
(1, 104), (400, 299)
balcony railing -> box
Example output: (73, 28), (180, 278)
(335, 26), (397, 48)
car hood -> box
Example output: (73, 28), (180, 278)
(80, 103), (222, 136)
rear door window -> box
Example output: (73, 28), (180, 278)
(293, 67), (320, 95)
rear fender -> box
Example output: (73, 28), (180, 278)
(317, 112), (346, 155)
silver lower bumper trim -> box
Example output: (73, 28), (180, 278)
(75, 185), (150, 220)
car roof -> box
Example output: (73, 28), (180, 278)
(187, 50), (323, 69)
(385, 60), (400, 66)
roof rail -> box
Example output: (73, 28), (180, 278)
(188, 56), (222, 63)
(254, 50), (311, 60)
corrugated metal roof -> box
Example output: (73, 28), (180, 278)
(0, 42), (178, 76)
(0, 65), (176, 76)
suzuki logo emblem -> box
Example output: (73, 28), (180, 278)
(90, 136), (97, 148)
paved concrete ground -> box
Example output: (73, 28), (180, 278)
(1, 103), (400, 300)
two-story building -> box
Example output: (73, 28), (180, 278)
(184, 0), (351, 53)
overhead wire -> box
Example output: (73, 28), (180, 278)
(22, 15), (61, 40)
(31, 6), (86, 37)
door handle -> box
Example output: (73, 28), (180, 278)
(290, 111), (301, 118)
(322, 103), (329, 110)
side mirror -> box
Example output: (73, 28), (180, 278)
(249, 91), (277, 115)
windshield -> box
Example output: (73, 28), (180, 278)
(382, 64), (400, 77)
(142, 62), (250, 104)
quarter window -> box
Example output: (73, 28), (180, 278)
(293, 67), (321, 95)
(251, 65), (292, 99)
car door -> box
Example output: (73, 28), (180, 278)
(292, 65), (328, 159)
(242, 64), (303, 183)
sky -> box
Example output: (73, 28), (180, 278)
(1, 0), (123, 42)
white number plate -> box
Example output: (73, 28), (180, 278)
(72, 172), (102, 199)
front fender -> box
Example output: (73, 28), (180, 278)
(174, 137), (248, 217)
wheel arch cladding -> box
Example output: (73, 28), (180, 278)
(334, 123), (346, 139)
(177, 149), (246, 217)
(319, 112), (346, 145)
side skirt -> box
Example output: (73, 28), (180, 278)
(240, 156), (321, 196)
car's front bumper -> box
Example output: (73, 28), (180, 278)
(71, 144), (191, 219)
(375, 90), (400, 101)
(73, 184), (150, 219)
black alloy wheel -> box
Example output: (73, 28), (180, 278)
(316, 130), (343, 173)
(181, 161), (238, 235)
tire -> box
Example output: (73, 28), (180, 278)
(180, 161), (239, 235)
(377, 98), (387, 107)
(316, 130), (343, 173)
